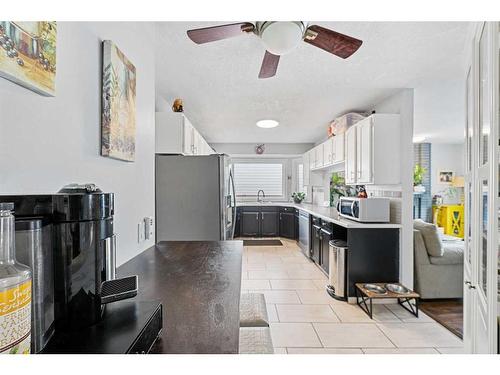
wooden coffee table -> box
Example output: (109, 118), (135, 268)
(355, 283), (420, 319)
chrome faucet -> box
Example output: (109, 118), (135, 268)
(257, 190), (266, 203)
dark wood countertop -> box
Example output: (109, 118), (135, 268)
(117, 240), (243, 354)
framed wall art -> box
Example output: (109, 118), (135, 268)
(0, 21), (56, 96)
(101, 40), (136, 162)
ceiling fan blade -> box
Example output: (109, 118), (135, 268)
(258, 51), (280, 79)
(304, 25), (363, 59)
(187, 22), (254, 44)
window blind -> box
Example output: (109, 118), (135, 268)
(233, 163), (283, 197)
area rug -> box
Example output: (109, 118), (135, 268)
(419, 299), (463, 338)
(243, 239), (283, 246)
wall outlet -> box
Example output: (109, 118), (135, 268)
(144, 217), (154, 240)
(138, 221), (145, 243)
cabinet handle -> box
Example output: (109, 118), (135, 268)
(256, 213), (259, 220)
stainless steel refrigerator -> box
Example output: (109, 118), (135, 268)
(155, 154), (236, 242)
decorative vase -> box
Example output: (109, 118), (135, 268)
(293, 197), (303, 204)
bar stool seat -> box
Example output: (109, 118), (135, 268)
(239, 327), (274, 354)
(240, 293), (269, 327)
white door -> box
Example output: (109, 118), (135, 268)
(463, 61), (475, 354)
(463, 22), (498, 354)
(358, 119), (373, 184)
(345, 126), (357, 184)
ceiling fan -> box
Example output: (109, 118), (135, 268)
(187, 21), (363, 79)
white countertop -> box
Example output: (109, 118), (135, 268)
(237, 202), (402, 229)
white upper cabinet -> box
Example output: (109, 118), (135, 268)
(314, 143), (324, 168)
(183, 117), (194, 155)
(155, 112), (213, 155)
(345, 126), (357, 184)
(332, 133), (345, 164)
(345, 114), (401, 185)
(302, 151), (310, 186)
(323, 138), (333, 166)
(309, 134), (344, 171)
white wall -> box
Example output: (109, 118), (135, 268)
(431, 143), (465, 203)
(414, 80), (465, 143)
(0, 22), (156, 266)
(373, 89), (415, 288)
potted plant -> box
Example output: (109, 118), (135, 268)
(291, 192), (306, 204)
(330, 173), (346, 207)
(413, 164), (426, 193)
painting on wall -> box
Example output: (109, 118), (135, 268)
(101, 40), (136, 162)
(0, 21), (56, 96)
(438, 170), (454, 184)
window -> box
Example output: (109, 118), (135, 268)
(233, 162), (284, 198)
(297, 163), (305, 194)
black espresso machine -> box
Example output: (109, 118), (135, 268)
(0, 184), (162, 354)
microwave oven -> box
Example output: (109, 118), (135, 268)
(337, 197), (390, 223)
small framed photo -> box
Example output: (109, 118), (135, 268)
(438, 171), (454, 184)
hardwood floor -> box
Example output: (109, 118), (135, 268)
(419, 299), (463, 339)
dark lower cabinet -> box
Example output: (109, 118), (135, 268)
(261, 211), (279, 237)
(239, 206), (296, 238)
(319, 227), (332, 274)
(241, 211), (260, 237)
(310, 217), (332, 274)
(279, 212), (295, 239)
(311, 223), (321, 263)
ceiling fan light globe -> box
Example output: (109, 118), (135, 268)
(261, 22), (304, 56)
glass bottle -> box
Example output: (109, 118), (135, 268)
(0, 202), (32, 354)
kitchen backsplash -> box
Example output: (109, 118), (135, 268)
(365, 187), (403, 224)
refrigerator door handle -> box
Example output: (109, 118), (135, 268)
(230, 168), (237, 239)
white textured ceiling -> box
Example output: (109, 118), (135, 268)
(155, 22), (470, 143)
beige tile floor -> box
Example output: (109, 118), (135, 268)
(240, 238), (464, 354)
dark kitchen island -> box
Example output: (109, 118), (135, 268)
(117, 240), (243, 354)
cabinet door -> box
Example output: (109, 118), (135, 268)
(323, 138), (333, 166)
(320, 234), (330, 274)
(345, 126), (357, 184)
(193, 129), (202, 155)
(279, 212), (295, 239)
(302, 152), (310, 186)
(183, 119), (194, 155)
(358, 119), (373, 183)
(315, 144), (324, 168)
(333, 133), (345, 163)
(241, 212), (260, 237)
(261, 212), (279, 237)
(311, 225), (321, 264)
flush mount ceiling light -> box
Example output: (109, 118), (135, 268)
(259, 22), (305, 56)
(256, 119), (279, 128)
(412, 135), (426, 143)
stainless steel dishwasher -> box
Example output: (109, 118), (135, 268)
(298, 210), (310, 256)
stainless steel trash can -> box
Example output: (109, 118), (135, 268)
(326, 239), (348, 300)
